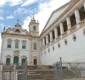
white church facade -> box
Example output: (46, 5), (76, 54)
(1, 0), (85, 66)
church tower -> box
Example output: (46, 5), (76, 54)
(29, 15), (39, 36)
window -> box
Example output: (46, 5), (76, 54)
(65, 39), (67, 45)
(58, 43), (60, 48)
(73, 34), (76, 41)
(7, 39), (12, 48)
(33, 26), (36, 31)
(13, 56), (19, 65)
(22, 40), (26, 49)
(15, 40), (19, 48)
(83, 28), (85, 35)
(53, 46), (55, 51)
(33, 43), (37, 50)
(6, 58), (10, 65)
(48, 48), (50, 52)
(22, 58), (26, 65)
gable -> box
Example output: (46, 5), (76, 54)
(4, 23), (28, 35)
(42, 2), (70, 33)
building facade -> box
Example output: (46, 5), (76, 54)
(1, 0), (85, 80)
(0, 0), (85, 66)
(1, 18), (40, 66)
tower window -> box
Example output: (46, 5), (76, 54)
(33, 26), (36, 31)
(7, 39), (12, 48)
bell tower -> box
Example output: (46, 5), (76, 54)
(29, 15), (39, 36)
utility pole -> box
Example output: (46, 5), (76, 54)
(54, 57), (63, 80)
(59, 57), (63, 80)
(23, 58), (28, 80)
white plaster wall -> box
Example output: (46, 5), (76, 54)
(1, 36), (30, 65)
(31, 38), (40, 65)
(41, 26), (85, 65)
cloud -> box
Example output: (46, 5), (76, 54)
(35, 0), (70, 33)
(9, 0), (23, 6)
(14, 8), (29, 16)
(7, 15), (14, 19)
(0, 33), (1, 53)
(21, 0), (37, 7)
(0, 0), (6, 7)
(0, 17), (4, 20)
(22, 16), (31, 31)
(0, 9), (4, 16)
(0, 0), (23, 7)
(22, 0), (70, 34)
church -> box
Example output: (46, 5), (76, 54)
(0, 0), (85, 79)
(1, 0), (85, 66)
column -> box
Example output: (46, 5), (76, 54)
(50, 31), (53, 43)
(19, 56), (21, 65)
(46, 35), (48, 45)
(14, 65), (16, 80)
(54, 27), (58, 41)
(83, 1), (85, 10)
(60, 23), (64, 38)
(10, 72), (11, 80)
(75, 9), (80, 28)
(0, 65), (2, 80)
(43, 38), (45, 47)
(16, 71), (18, 80)
(11, 56), (13, 65)
(66, 17), (71, 34)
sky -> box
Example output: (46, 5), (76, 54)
(0, 0), (71, 53)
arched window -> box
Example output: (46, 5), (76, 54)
(22, 40), (26, 49)
(33, 43), (37, 50)
(7, 39), (12, 48)
(15, 40), (19, 48)
(6, 58), (10, 65)
(13, 56), (19, 65)
(33, 26), (36, 31)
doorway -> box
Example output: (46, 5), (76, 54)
(34, 59), (37, 66)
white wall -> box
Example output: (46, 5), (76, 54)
(40, 26), (85, 65)
(1, 35), (30, 65)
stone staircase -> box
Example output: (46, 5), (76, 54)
(18, 66), (54, 80)
(2, 65), (83, 80)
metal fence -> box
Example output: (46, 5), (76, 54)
(54, 58), (85, 80)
